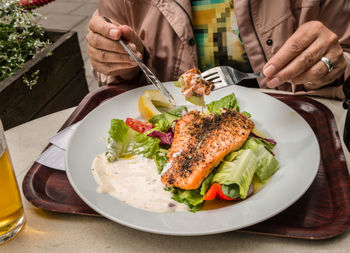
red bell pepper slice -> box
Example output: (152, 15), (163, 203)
(203, 183), (235, 201)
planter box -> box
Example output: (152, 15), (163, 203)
(0, 30), (89, 130)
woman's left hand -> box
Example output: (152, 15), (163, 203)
(263, 21), (347, 90)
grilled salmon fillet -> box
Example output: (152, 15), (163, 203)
(161, 110), (254, 190)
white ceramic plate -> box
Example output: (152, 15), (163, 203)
(66, 83), (320, 236)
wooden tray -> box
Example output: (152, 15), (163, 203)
(22, 86), (350, 239)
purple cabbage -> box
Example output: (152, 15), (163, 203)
(147, 130), (174, 145)
(250, 132), (277, 145)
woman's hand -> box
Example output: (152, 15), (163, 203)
(263, 21), (347, 90)
(86, 12), (144, 80)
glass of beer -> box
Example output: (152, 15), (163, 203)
(0, 120), (25, 245)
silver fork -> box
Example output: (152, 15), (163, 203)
(201, 66), (263, 90)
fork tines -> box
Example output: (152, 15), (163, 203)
(201, 67), (225, 88)
(201, 68), (220, 82)
(204, 74), (221, 83)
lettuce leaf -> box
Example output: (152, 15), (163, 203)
(243, 138), (279, 183)
(249, 133), (276, 154)
(106, 119), (160, 162)
(207, 93), (240, 113)
(213, 149), (257, 199)
(224, 149), (244, 162)
(167, 172), (215, 212)
(149, 106), (188, 127)
(254, 145), (279, 183)
(152, 120), (170, 133)
(221, 184), (240, 199)
(199, 173), (214, 196)
(167, 188), (203, 212)
(168, 105), (188, 117)
(154, 149), (168, 174)
(241, 111), (251, 118)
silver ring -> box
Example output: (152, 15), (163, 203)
(320, 57), (334, 73)
(307, 81), (313, 85)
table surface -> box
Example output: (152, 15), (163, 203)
(2, 91), (350, 252)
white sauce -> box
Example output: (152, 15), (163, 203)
(91, 154), (189, 213)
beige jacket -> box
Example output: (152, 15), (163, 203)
(96, 0), (350, 100)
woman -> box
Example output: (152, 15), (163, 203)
(86, 0), (350, 100)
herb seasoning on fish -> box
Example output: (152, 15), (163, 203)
(161, 109), (254, 190)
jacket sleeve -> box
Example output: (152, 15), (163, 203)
(292, 0), (350, 100)
(319, 0), (350, 84)
(91, 1), (145, 86)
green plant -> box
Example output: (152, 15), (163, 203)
(0, 0), (51, 88)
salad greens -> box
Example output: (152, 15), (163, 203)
(221, 184), (240, 199)
(243, 138), (279, 183)
(206, 92), (251, 118)
(167, 188), (203, 212)
(207, 93), (239, 113)
(149, 106), (187, 127)
(213, 150), (257, 199)
(166, 173), (215, 212)
(106, 119), (160, 162)
(106, 92), (279, 212)
(154, 149), (169, 174)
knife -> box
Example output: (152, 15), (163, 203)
(103, 16), (176, 106)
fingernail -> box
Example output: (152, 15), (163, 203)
(263, 64), (276, 77)
(109, 29), (118, 38)
(267, 77), (281, 88)
(128, 43), (136, 51)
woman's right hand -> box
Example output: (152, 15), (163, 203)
(86, 11), (144, 80)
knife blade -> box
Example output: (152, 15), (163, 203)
(103, 16), (176, 106)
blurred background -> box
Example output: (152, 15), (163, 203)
(36, 0), (99, 92)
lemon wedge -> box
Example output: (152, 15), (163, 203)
(138, 90), (174, 121)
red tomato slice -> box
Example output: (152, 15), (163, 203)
(203, 183), (234, 201)
(125, 118), (154, 133)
